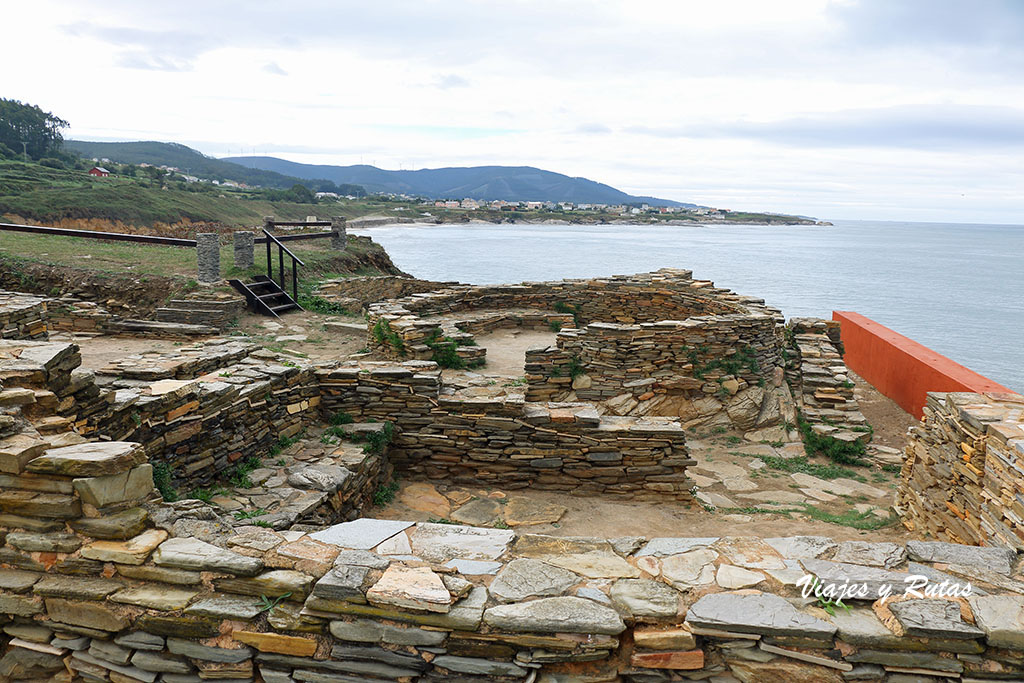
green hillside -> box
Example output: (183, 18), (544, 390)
(65, 140), (365, 195)
(0, 159), (341, 227)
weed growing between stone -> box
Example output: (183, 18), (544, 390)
(371, 319), (405, 355)
(373, 480), (400, 506)
(152, 462), (179, 502)
(797, 411), (868, 465)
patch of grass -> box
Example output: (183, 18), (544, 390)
(371, 319), (406, 355)
(269, 433), (302, 458)
(329, 411), (355, 426)
(189, 486), (222, 504)
(800, 504), (896, 530)
(229, 456), (264, 488)
(152, 463), (179, 502)
(724, 435), (742, 445)
(548, 320), (562, 332)
(882, 463), (902, 474)
(363, 422), (394, 456)
(373, 480), (400, 506)
(797, 411), (868, 465)
(734, 453), (858, 480)
(427, 516), (458, 524)
(234, 508), (267, 520)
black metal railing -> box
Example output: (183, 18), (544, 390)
(263, 229), (306, 301)
(0, 222), (197, 247)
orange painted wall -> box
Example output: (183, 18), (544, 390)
(832, 311), (1015, 419)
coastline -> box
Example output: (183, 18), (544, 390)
(348, 216), (831, 229)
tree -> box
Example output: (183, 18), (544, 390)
(0, 98), (68, 160)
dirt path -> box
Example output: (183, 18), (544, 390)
(470, 329), (557, 378)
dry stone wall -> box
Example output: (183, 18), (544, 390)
(313, 276), (457, 314)
(898, 391), (1024, 549)
(525, 315), (783, 431)
(0, 494), (1023, 683)
(0, 294), (47, 341)
(318, 363), (696, 501)
(365, 268), (760, 361)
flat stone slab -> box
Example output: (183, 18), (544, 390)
(450, 498), (501, 526)
(184, 595), (264, 620)
(716, 564), (766, 589)
(26, 441), (145, 477)
(907, 541), (1016, 575)
(110, 586), (200, 611)
(686, 592), (836, 638)
(81, 529), (168, 566)
(765, 536), (837, 560)
(445, 559), (502, 575)
(833, 541), (906, 569)
(609, 579), (681, 618)
(366, 565), (452, 613)
(310, 519), (415, 551)
(801, 559), (910, 601)
(637, 538), (719, 557)
(889, 599), (984, 640)
(969, 595), (1024, 649)
(489, 559), (579, 603)
(502, 497), (566, 526)
(408, 523), (514, 562)
(153, 537), (263, 576)
(660, 549), (718, 588)
(483, 596), (625, 635)
(713, 537), (787, 570)
(512, 535), (639, 579)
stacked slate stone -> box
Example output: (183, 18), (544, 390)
(313, 275), (456, 313)
(524, 316), (784, 431)
(898, 391), (1024, 549)
(366, 268), (785, 363)
(90, 353), (322, 491)
(0, 294), (48, 341)
(787, 317), (871, 443)
(3, 505), (1024, 682)
(154, 292), (246, 331)
(45, 295), (217, 339)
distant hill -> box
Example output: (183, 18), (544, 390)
(223, 156), (693, 207)
(64, 140), (365, 195)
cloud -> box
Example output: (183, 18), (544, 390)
(576, 123), (611, 135)
(63, 22), (212, 70)
(262, 62), (288, 76)
(433, 74), (470, 89)
(629, 105), (1024, 150)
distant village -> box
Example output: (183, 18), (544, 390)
(89, 158), (731, 216)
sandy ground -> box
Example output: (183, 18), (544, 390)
(851, 368), (919, 448)
(470, 328), (558, 378)
(378, 482), (912, 542)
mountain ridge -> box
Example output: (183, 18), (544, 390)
(224, 155), (693, 206)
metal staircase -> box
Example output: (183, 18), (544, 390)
(229, 229), (305, 318)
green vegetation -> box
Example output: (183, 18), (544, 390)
(234, 508), (268, 520)
(371, 319), (405, 355)
(152, 463), (179, 502)
(373, 480), (400, 506)
(553, 301), (582, 327)
(329, 411), (355, 426)
(0, 99), (68, 161)
(735, 452), (858, 480)
(255, 593), (292, 615)
(797, 411), (868, 465)
(800, 504), (896, 530)
(691, 345), (760, 379)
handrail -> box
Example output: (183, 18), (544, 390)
(265, 220), (332, 227)
(262, 229), (306, 267)
(254, 231), (333, 244)
(0, 222), (197, 247)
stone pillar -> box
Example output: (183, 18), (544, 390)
(331, 216), (347, 250)
(263, 216), (275, 233)
(233, 231), (254, 270)
(196, 233), (221, 283)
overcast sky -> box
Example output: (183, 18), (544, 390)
(7, 0), (1024, 222)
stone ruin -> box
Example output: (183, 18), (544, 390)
(0, 281), (1022, 681)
